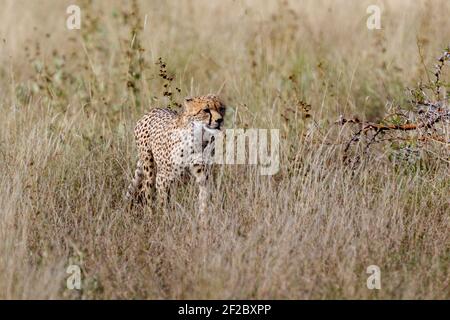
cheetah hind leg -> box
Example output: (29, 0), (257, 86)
(141, 151), (158, 206)
(156, 174), (171, 213)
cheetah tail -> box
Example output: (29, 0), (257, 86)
(125, 160), (144, 202)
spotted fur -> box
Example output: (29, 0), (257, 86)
(126, 94), (226, 213)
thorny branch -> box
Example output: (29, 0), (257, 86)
(337, 48), (450, 166)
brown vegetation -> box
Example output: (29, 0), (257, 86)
(0, 0), (448, 299)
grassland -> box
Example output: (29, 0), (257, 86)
(0, 0), (448, 299)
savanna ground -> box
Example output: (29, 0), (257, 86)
(0, 0), (449, 299)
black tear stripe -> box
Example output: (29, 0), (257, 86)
(202, 108), (212, 126)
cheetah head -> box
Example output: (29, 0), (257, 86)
(182, 94), (226, 132)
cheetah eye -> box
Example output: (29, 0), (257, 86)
(219, 107), (226, 114)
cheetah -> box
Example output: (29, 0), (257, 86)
(126, 94), (226, 213)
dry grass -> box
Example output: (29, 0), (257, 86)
(0, 0), (449, 299)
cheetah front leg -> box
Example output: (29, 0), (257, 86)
(190, 164), (208, 215)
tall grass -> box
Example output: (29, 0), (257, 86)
(0, 0), (448, 299)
